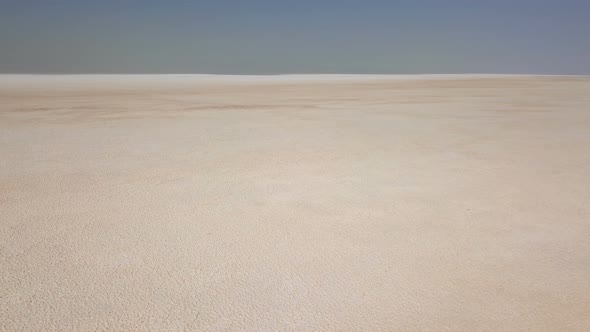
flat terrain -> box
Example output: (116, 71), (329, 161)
(1, 75), (590, 331)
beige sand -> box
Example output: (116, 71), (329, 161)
(1, 75), (590, 331)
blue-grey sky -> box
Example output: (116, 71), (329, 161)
(1, 0), (589, 74)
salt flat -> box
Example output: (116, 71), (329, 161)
(1, 75), (590, 331)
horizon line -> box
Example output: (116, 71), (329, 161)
(1, 73), (589, 77)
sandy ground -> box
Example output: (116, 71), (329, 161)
(1, 75), (590, 331)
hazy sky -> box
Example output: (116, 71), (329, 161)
(1, 0), (589, 74)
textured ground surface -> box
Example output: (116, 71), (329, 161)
(1, 75), (590, 331)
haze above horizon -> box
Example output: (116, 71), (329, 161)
(1, 1), (589, 74)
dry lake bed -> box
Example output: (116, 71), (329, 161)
(1, 75), (590, 330)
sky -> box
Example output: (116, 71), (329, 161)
(1, 0), (589, 74)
